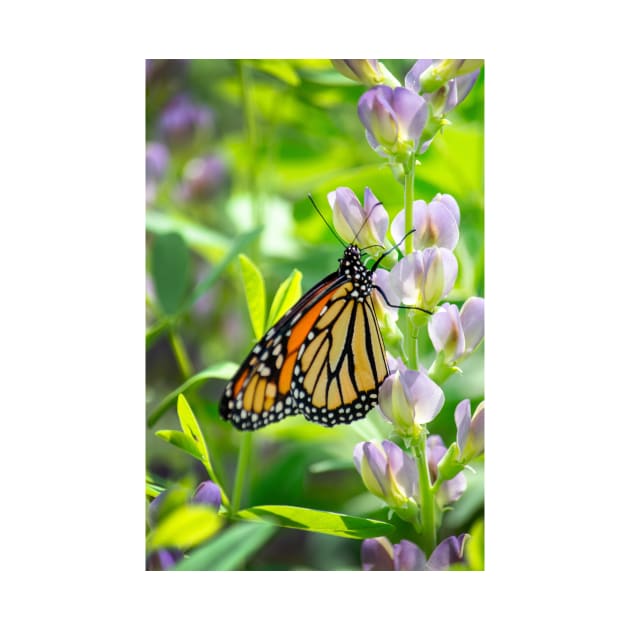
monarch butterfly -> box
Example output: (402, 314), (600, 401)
(219, 242), (390, 430)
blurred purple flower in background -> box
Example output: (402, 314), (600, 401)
(428, 297), (484, 364)
(159, 94), (213, 147)
(455, 399), (485, 463)
(378, 365), (444, 437)
(391, 193), (460, 250)
(180, 154), (226, 201)
(191, 480), (222, 510)
(361, 534), (469, 570)
(146, 548), (183, 571)
(427, 434), (467, 506)
(353, 440), (418, 509)
(388, 248), (458, 312)
(146, 142), (170, 205)
(328, 186), (388, 248)
(358, 86), (427, 160)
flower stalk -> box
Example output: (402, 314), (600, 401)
(413, 432), (437, 553)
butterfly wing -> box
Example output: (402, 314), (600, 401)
(219, 271), (346, 430)
(220, 246), (390, 430)
(291, 283), (389, 426)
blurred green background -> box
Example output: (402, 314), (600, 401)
(146, 59), (484, 570)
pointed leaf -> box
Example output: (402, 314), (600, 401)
(177, 394), (210, 463)
(238, 254), (266, 339)
(236, 505), (394, 539)
(267, 269), (302, 328)
(155, 429), (202, 460)
(151, 232), (191, 314)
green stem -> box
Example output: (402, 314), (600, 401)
(168, 327), (193, 381)
(238, 60), (263, 260)
(403, 155), (415, 255)
(231, 431), (253, 515)
(413, 432), (437, 553)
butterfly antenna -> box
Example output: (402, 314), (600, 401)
(308, 194), (346, 247)
(370, 229), (416, 271)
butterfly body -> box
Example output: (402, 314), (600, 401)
(220, 245), (389, 430)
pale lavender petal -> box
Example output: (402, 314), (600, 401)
(427, 534), (469, 570)
(444, 70), (480, 112)
(402, 369), (445, 424)
(393, 540), (427, 570)
(391, 87), (427, 143)
(439, 470), (467, 504)
(404, 59), (433, 92)
(426, 434), (447, 480)
(455, 399), (472, 454)
(363, 187), (389, 244)
(460, 297), (485, 353)
(421, 247), (458, 307)
(330, 187), (364, 243)
(358, 87), (398, 146)
(382, 440), (418, 498)
(362, 537), (394, 570)
(417, 198), (459, 249)
(433, 193), (460, 224)
(389, 253), (424, 305)
(428, 304), (465, 361)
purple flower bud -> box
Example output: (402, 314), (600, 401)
(416, 60), (483, 93)
(159, 94), (213, 147)
(428, 297), (484, 364)
(146, 548), (183, 571)
(362, 536), (467, 571)
(393, 539), (428, 570)
(358, 86), (427, 159)
(353, 440), (418, 509)
(180, 155), (226, 201)
(427, 435), (467, 505)
(331, 59), (389, 86)
(361, 536), (395, 570)
(327, 186), (388, 247)
(391, 193), (460, 250)
(378, 365), (444, 437)
(455, 399), (485, 462)
(388, 248), (458, 312)
(426, 534), (470, 571)
(191, 480), (222, 510)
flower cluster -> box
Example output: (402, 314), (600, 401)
(146, 66), (227, 207)
(330, 58), (484, 571)
(361, 533), (469, 571)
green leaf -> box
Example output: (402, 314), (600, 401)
(147, 504), (222, 551)
(177, 394), (211, 465)
(236, 505), (395, 539)
(147, 362), (238, 427)
(250, 59), (301, 86)
(238, 254), (266, 339)
(266, 269), (302, 328)
(175, 395), (230, 508)
(155, 429), (202, 460)
(151, 232), (191, 315)
(146, 211), (230, 261)
(173, 521), (276, 571)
